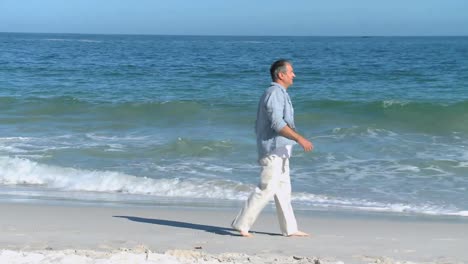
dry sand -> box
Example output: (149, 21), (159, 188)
(1, 202), (467, 263)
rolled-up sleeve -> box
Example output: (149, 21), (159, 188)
(265, 89), (287, 132)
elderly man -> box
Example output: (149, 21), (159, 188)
(232, 59), (313, 237)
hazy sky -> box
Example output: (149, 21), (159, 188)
(1, 0), (467, 36)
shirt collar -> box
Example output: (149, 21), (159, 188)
(271, 82), (287, 91)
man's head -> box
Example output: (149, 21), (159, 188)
(270, 59), (295, 89)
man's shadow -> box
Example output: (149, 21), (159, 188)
(113, 216), (280, 237)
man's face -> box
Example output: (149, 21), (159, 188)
(280, 64), (295, 88)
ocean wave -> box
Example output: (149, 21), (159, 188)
(292, 193), (468, 217)
(4, 96), (468, 134)
(0, 156), (249, 200)
(0, 134), (239, 161)
(1, 156), (466, 217)
(0, 96), (218, 124)
(298, 99), (468, 134)
(300, 98), (468, 112)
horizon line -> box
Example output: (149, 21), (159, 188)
(1, 31), (467, 38)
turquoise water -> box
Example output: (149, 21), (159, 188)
(1, 33), (468, 217)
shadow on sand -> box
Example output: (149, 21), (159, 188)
(113, 216), (281, 237)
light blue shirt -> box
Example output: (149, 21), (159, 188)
(255, 82), (296, 160)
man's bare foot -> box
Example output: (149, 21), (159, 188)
(288, 231), (309, 237)
(240, 231), (254, 237)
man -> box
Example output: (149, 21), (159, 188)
(231, 59), (313, 237)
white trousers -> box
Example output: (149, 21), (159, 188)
(232, 155), (298, 236)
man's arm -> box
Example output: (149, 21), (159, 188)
(264, 88), (313, 152)
(279, 125), (314, 152)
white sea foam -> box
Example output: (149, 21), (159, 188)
(0, 136), (32, 141)
(85, 133), (149, 141)
(393, 165), (420, 172)
(0, 156), (249, 200)
(382, 100), (409, 108)
(292, 192), (468, 217)
(0, 145), (25, 153)
(456, 161), (468, 167)
(0, 134), (155, 157)
(423, 165), (450, 174)
(1, 156), (466, 217)
(330, 127), (398, 138)
(0, 136), (73, 154)
(455, 149), (468, 167)
(0, 137), (31, 153)
(453, 211), (468, 217)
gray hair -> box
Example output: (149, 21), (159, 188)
(270, 59), (292, 81)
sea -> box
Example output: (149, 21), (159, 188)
(1, 32), (468, 219)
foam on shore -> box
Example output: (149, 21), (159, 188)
(2, 156), (468, 217)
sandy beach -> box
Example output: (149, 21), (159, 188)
(2, 33), (468, 263)
(1, 202), (467, 263)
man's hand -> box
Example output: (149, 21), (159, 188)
(279, 126), (314, 152)
(297, 137), (313, 152)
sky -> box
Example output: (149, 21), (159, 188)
(1, 0), (467, 36)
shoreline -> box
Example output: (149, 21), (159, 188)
(1, 202), (467, 263)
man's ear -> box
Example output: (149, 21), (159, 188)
(277, 71), (284, 80)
